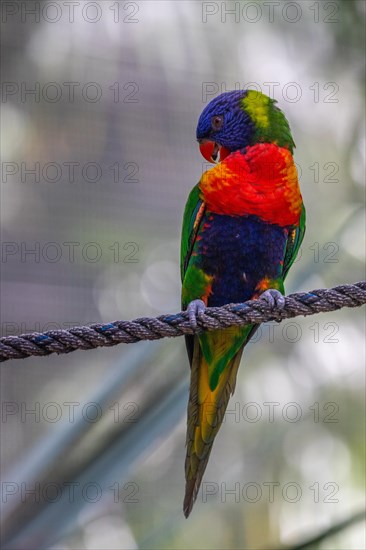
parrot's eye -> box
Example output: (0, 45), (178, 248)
(211, 115), (224, 131)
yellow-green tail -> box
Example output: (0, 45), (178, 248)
(183, 331), (247, 517)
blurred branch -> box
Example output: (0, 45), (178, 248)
(1, 341), (189, 549)
(283, 509), (365, 549)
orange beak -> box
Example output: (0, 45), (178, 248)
(199, 140), (230, 163)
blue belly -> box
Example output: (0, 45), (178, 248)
(195, 214), (288, 306)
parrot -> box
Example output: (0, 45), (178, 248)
(180, 90), (305, 517)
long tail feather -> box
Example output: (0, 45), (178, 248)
(183, 336), (244, 518)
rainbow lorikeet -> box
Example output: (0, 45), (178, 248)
(180, 90), (305, 517)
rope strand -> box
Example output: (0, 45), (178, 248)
(1, 281), (365, 363)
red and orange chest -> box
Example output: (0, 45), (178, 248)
(199, 143), (303, 227)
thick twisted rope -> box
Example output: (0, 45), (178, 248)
(1, 282), (365, 363)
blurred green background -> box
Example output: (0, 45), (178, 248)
(1, 1), (365, 548)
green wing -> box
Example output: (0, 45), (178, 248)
(283, 204), (306, 280)
(180, 184), (206, 366)
(180, 184), (205, 283)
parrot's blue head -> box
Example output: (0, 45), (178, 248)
(196, 90), (294, 163)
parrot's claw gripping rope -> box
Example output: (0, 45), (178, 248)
(259, 289), (286, 310)
(186, 299), (206, 329)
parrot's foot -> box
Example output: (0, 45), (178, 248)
(259, 289), (285, 310)
(186, 299), (206, 329)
